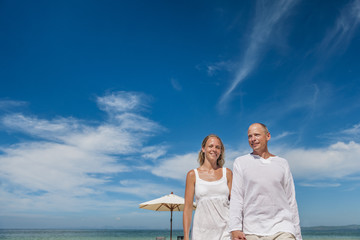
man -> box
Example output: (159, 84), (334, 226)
(229, 123), (302, 240)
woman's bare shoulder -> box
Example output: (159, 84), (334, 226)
(186, 169), (196, 178)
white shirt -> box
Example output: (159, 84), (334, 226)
(229, 154), (302, 240)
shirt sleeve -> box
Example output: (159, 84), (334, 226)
(229, 158), (244, 232)
(284, 161), (302, 240)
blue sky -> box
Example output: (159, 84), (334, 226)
(1, 0), (360, 229)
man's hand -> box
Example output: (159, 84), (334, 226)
(231, 230), (246, 240)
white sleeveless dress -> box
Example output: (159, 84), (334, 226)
(191, 167), (231, 240)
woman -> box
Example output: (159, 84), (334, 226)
(183, 134), (232, 240)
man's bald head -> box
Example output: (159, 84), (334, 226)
(248, 123), (269, 134)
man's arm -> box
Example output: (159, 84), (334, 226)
(284, 161), (302, 240)
(229, 158), (245, 233)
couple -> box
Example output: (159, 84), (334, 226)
(183, 123), (302, 240)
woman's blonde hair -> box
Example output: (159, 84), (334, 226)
(198, 134), (225, 167)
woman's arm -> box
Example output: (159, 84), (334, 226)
(226, 168), (233, 200)
(183, 170), (195, 240)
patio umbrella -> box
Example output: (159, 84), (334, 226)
(139, 192), (196, 240)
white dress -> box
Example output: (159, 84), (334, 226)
(191, 167), (231, 240)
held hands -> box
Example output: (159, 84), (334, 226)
(231, 230), (246, 240)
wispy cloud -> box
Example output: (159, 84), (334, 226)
(286, 0), (360, 134)
(1, 114), (83, 141)
(141, 145), (168, 160)
(271, 131), (296, 141)
(218, 0), (298, 108)
(318, 0), (360, 56)
(322, 122), (360, 142)
(171, 78), (182, 91)
(0, 91), (166, 215)
(206, 61), (236, 76)
(0, 100), (28, 111)
(97, 91), (150, 114)
(341, 123), (360, 136)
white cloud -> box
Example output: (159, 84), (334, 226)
(0, 91), (166, 215)
(97, 91), (149, 114)
(0, 142), (123, 194)
(65, 124), (148, 155)
(1, 113), (82, 141)
(282, 141), (360, 181)
(152, 153), (199, 181)
(218, 0), (299, 108)
(1, 95), (163, 157)
(141, 145), (167, 160)
(114, 113), (162, 133)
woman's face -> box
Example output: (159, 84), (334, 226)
(202, 137), (222, 163)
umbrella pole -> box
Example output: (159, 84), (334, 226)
(170, 209), (173, 240)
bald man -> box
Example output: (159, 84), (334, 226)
(229, 123), (302, 240)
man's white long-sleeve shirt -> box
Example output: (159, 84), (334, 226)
(229, 154), (302, 240)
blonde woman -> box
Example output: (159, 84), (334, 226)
(183, 134), (232, 240)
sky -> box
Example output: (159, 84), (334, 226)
(1, 0), (360, 230)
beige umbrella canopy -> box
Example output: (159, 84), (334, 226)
(139, 192), (196, 240)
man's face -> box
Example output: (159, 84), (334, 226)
(247, 124), (270, 152)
